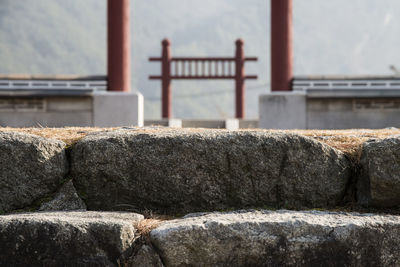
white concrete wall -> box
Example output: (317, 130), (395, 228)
(93, 92), (143, 127)
(259, 92), (307, 129)
(0, 92), (144, 127)
(259, 92), (400, 129)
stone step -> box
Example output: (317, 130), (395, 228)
(1, 210), (400, 266)
(71, 128), (351, 214)
(2, 129), (400, 215)
(149, 210), (400, 266)
(0, 211), (143, 266)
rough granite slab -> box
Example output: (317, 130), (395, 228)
(0, 131), (68, 213)
(150, 210), (400, 267)
(358, 136), (400, 207)
(0, 211), (144, 266)
(71, 129), (351, 214)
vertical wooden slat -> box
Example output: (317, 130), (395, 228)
(161, 39), (171, 118)
(107, 0), (131, 92)
(271, 0), (293, 91)
(235, 39), (245, 118)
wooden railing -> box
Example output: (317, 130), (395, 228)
(149, 39), (257, 119)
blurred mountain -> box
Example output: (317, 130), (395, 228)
(1, 0), (400, 119)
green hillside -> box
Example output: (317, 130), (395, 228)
(0, 0), (106, 75)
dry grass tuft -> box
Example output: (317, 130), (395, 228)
(0, 127), (117, 145)
(1, 127), (400, 160)
(134, 219), (163, 236)
(286, 129), (400, 161)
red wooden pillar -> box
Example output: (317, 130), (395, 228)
(271, 0), (293, 91)
(107, 0), (131, 92)
(235, 39), (245, 119)
(161, 39), (172, 119)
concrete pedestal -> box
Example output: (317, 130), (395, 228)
(259, 92), (306, 129)
(145, 119), (182, 128)
(143, 119), (254, 130)
(260, 89), (400, 129)
(93, 92), (143, 127)
(0, 92), (143, 127)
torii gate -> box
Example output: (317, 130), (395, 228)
(107, 0), (293, 92)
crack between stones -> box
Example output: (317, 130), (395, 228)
(340, 155), (360, 207)
(65, 144), (89, 208)
(121, 228), (166, 267)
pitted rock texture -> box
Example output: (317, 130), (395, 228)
(71, 129), (351, 214)
(125, 245), (164, 267)
(358, 137), (400, 207)
(0, 211), (144, 266)
(0, 131), (68, 213)
(150, 210), (400, 267)
(39, 180), (87, 211)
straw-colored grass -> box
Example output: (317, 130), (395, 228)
(0, 127), (116, 146)
(1, 127), (400, 160)
(276, 129), (400, 161)
(134, 219), (162, 236)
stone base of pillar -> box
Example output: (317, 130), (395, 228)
(0, 92), (144, 128)
(145, 119), (182, 128)
(259, 92), (306, 129)
(144, 119), (245, 130)
(93, 91), (143, 127)
(260, 89), (400, 129)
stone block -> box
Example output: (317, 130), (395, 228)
(93, 91), (144, 127)
(224, 119), (239, 130)
(358, 136), (400, 207)
(0, 211), (144, 266)
(71, 129), (351, 214)
(150, 210), (400, 266)
(39, 180), (87, 211)
(0, 132), (68, 213)
(259, 92), (307, 129)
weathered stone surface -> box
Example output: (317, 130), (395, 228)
(358, 137), (400, 207)
(0, 211), (144, 266)
(0, 132), (68, 213)
(150, 210), (400, 267)
(39, 180), (87, 211)
(71, 129), (351, 214)
(125, 245), (164, 267)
